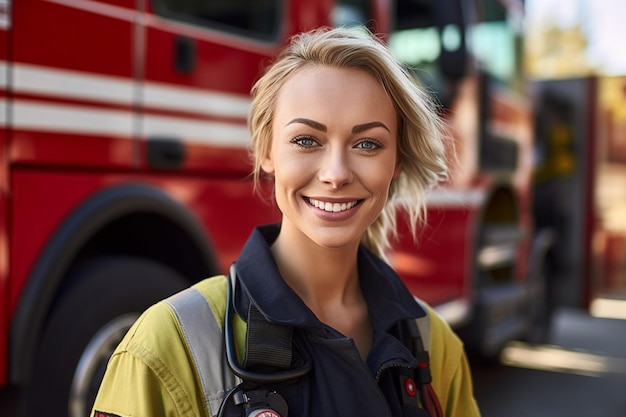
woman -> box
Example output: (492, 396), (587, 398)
(92, 27), (480, 417)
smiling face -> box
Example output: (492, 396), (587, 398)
(261, 65), (400, 251)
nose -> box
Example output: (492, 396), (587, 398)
(318, 146), (353, 189)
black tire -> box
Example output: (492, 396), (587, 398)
(21, 256), (188, 417)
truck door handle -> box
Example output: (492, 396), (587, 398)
(146, 137), (186, 169)
(175, 36), (196, 74)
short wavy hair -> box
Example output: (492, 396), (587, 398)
(249, 27), (449, 258)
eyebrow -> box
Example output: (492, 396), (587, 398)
(352, 121), (390, 133)
(286, 118), (390, 133)
(287, 118), (327, 132)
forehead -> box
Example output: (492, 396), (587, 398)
(273, 66), (397, 129)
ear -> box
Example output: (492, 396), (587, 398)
(260, 154), (275, 175)
(392, 155), (402, 179)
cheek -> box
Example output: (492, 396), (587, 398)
(272, 157), (307, 192)
(271, 163), (307, 215)
(358, 156), (398, 190)
(375, 178), (394, 201)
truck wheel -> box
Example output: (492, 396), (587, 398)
(22, 256), (189, 417)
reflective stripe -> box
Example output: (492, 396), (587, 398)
(414, 299), (432, 353)
(166, 287), (238, 416)
(7, 61), (252, 145)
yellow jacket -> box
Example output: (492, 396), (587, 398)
(92, 275), (480, 416)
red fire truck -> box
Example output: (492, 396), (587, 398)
(0, 0), (547, 415)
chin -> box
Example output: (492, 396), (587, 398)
(307, 229), (363, 251)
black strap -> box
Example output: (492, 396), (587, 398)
(395, 318), (443, 417)
(226, 263), (310, 384)
(243, 303), (294, 371)
(405, 318), (433, 387)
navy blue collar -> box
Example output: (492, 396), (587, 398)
(234, 224), (425, 332)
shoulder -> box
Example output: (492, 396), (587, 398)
(111, 275), (230, 387)
(119, 297), (185, 357)
(418, 302), (464, 375)
(93, 292), (205, 416)
(94, 275), (245, 417)
(112, 286), (210, 378)
(418, 302), (480, 417)
(413, 301), (463, 389)
(422, 303), (464, 356)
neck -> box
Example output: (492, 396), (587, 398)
(270, 227), (361, 314)
(270, 223), (373, 359)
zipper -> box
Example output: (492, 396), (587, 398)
(375, 359), (416, 382)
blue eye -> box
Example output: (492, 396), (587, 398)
(355, 139), (382, 151)
(291, 136), (318, 148)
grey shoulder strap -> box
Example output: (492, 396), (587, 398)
(166, 287), (239, 416)
(414, 298), (431, 352)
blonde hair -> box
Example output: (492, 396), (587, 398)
(249, 27), (448, 258)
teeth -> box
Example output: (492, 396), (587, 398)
(308, 198), (358, 213)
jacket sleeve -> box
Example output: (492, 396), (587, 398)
(91, 302), (207, 417)
(426, 307), (481, 417)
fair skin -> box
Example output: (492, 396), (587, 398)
(261, 65), (401, 359)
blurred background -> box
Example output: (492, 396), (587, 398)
(526, 0), (626, 78)
(0, 0), (625, 416)
(473, 1), (626, 415)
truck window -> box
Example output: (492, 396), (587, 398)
(152, 0), (282, 40)
(471, 0), (523, 90)
(387, 0), (447, 101)
(333, 0), (372, 28)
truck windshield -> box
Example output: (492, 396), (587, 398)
(388, 0), (524, 94)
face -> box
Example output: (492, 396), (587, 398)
(261, 65), (401, 250)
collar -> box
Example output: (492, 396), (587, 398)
(234, 224), (426, 331)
